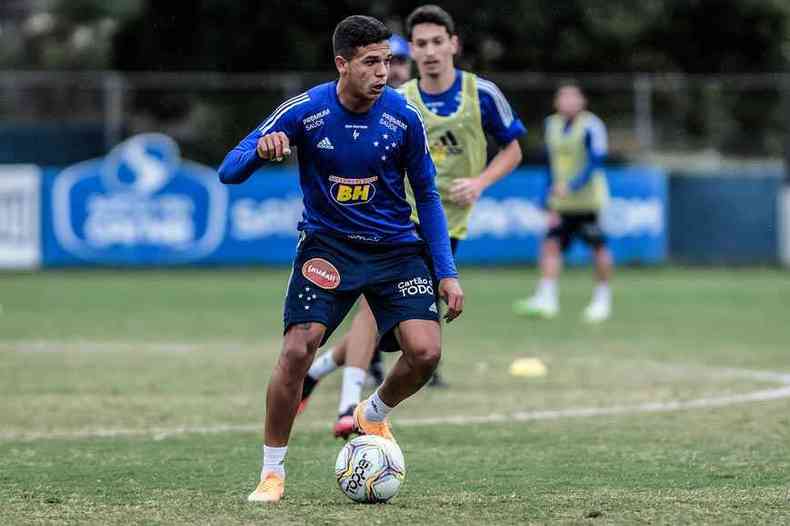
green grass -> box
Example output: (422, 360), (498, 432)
(1, 267), (789, 524)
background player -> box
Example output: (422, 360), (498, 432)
(513, 82), (612, 323)
(387, 34), (412, 88)
(300, 4), (525, 438)
(218, 15), (464, 503)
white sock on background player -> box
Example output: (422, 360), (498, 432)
(306, 349), (338, 381)
(592, 282), (611, 306)
(261, 445), (287, 479)
(364, 389), (393, 422)
(338, 367), (366, 415)
(537, 278), (558, 303)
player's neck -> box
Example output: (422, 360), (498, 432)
(419, 66), (456, 95)
(336, 79), (377, 113)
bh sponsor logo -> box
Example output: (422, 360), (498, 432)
(329, 175), (377, 206)
(51, 133), (227, 264)
(302, 257), (341, 289)
(397, 277), (433, 297)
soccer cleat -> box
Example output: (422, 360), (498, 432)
(583, 300), (611, 324)
(353, 399), (395, 442)
(247, 472), (285, 503)
(296, 375), (319, 415)
(333, 405), (356, 440)
(512, 295), (559, 319)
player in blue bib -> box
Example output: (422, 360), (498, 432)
(218, 15), (464, 504)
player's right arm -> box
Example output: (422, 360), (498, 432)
(218, 93), (309, 184)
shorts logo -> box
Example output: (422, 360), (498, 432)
(329, 175), (377, 206)
(302, 258), (341, 289)
(397, 277), (434, 297)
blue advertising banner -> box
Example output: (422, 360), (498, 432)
(41, 134), (666, 267)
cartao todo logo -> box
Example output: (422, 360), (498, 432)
(52, 133), (227, 264)
(397, 277), (434, 297)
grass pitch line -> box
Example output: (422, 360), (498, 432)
(2, 365), (789, 442)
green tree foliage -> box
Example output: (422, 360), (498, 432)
(111, 0), (790, 73)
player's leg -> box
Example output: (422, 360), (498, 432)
(354, 319), (441, 442)
(352, 248), (442, 441)
(583, 215), (612, 323)
(248, 322), (326, 503)
(332, 297), (379, 438)
(514, 212), (564, 318)
(298, 337), (345, 413)
(249, 233), (359, 503)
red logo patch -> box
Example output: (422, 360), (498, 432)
(301, 258), (341, 289)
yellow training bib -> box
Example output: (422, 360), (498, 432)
(402, 72), (488, 239)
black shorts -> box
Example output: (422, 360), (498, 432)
(377, 235), (460, 353)
(283, 232), (440, 347)
(546, 212), (606, 251)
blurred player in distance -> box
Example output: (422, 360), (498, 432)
(387, 34), (412, 88)
(300, 4), (525, 438)
(513, 82), (612, 323)
(219, 14), (464, 503)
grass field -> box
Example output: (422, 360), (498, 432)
(1, 267), (789, 524)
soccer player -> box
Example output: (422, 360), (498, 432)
(513, 82), (612, 323)
(218, 15), (464, 504)
(387, 34), (412, 88)
(300, 4), (525, 438)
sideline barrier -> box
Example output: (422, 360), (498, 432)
(10, 134), (668, 267)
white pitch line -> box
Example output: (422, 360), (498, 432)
(3, 364), (789, 442)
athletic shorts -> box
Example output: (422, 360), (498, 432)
(377, 234), (460, 353)
(283, 232), (440, 347)
(546, 212), (606, 251)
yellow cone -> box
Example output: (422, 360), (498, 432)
(509, 358), (547, 378)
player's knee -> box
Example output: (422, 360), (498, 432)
(281, 338), (320, 373)
(410, 342), (441, 373)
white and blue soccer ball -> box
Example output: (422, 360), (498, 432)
(335, 435), (405, 503)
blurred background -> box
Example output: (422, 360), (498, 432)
(2, 0), (790, 268)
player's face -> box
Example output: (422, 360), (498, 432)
(410, 23), (458, 78)
(387, 57), (411, 88)
(555, 86), (586, 117)
(336, 41), (391, 102)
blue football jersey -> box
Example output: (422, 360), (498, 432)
(219, 81), (457, 279)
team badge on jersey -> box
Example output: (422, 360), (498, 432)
(329, 175), (377, 206)
(302, 258), (341, 289)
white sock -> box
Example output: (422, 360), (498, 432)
(338, 367), (366, 415)
(537, 278), (557, 302)
(261, 445), (287, 480)
(306, 349), (339, 380)
(364, 390), (393, 422)
(593, 282), (611, 305)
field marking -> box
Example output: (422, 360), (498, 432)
(2, 364), (789, 442)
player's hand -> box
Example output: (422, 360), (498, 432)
(438, 277), (464, 323)
(256, 132), (291, 162)
(449, 178), (484, 206)
(552, 181), (569, 199)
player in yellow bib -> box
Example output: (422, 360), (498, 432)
(298, 5), (525, 438)
(513, 83), (613, 323)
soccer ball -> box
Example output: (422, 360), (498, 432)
(335, 435), (405, 503)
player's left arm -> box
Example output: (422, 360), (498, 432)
(566, 115), (607, 194)
(450, 79), (526, 206)
(403, 105), (464, 322)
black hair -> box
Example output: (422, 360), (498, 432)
(332, 15), (392, 60)
(406, 5), (456, 39)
